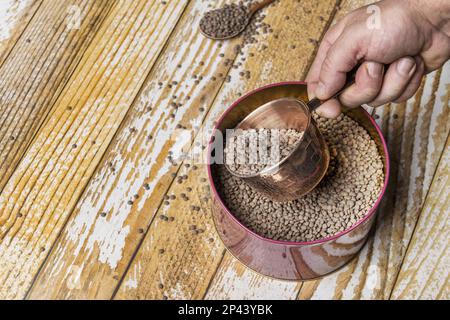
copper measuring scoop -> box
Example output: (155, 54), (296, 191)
(200, 0), (276, 40)
(225, 67), (360, 201)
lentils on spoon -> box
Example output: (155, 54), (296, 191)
(199, 4), (250, 39)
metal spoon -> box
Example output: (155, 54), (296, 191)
(200, 0), (276, 40)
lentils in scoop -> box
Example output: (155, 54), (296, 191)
(199, 4), (250, 39)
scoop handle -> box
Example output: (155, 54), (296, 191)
(307, 64), (359, 111)
(249, 0), (275, 15)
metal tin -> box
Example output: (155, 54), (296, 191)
(207, 82), (390, 280)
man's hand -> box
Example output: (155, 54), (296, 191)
(306, 0), (450, 118)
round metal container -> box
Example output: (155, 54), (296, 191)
(207, 82), (390, 281)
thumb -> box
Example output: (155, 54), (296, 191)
(315, 27), (367, 100)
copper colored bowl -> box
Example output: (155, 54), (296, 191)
(207, 82), (390, 281)
(225, 98), (330, 202)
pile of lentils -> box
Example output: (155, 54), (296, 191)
(224, 128), (304, 175)
(215, 113), (385, 242)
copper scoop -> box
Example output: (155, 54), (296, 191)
(225, 66), (360, 201)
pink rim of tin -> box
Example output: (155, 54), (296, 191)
(207, 81), (390, 246)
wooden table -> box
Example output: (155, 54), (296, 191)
(0, 0), (448, 300)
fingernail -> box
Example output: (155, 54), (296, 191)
(307, 84), (316, 100)
(397, 57), (415, 76)
(367, 62), (383, 78)
(316, 82), (326, 98)
(316, 104), (341, 119)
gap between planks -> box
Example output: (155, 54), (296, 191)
(26, 0), (191, 299)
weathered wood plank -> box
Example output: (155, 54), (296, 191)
(390, 122), (449, 299)
(114, 0), (338, 300)
(205, 253), (302, 300)
(381, 64), (450, 297)
(288, 0), (450, 299)
(21, 0), (449, 300)
(0, 0), (40, 65)
(0, 0), (114, 192)
(0, 0), (189, 299)
(26, 0), (243, 300)
(204, 0), (382, 300)
(296, 64), (449, 300)
(204, 1), (343, 300)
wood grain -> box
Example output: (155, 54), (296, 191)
(204, 0), (449, 300)
(27, 0), (245, 300)
(285, 0), (450, 299)
(114, 0), (338, 300)
(204, 0), (342, 300)
(390, 137), (449, 300)
(0, 0), (114, 192)
(1, 0), (447, 300)
(205, 253), (302, 300)
(0, 0), (41, 66)
(0, 0), (189, 299)
(297, 64), (450, 300)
